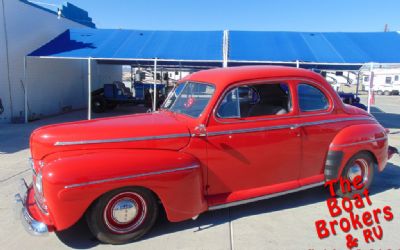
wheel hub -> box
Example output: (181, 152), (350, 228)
(103, 192), (147, 234)
(112, 199), (138, 224)
(347, 165), (362, 181)
(347, 158), (369, 183)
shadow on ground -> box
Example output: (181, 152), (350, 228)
(370, 106), (400, 129)
(55, 162), (400, 249)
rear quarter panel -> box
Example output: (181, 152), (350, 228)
(329, 123), (388, 177)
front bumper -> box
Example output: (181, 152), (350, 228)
(14, 179), (49, 236)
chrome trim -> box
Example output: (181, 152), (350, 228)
(207, 117), (374, 137)
(64, 164), (200, 189)
(15, 179), (49, 236)
(331, 136), (387, 148)
(54, 133), (191, 146)
(29, 158), (36, 175)
(212, 77), (336, 125)
(208, 181), (324, 211)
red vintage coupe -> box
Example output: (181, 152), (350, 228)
(16, 66), (392, 244)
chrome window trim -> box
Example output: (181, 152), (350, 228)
(206, 117), (374, 137)
(54, 133), (191, 146)
(330, 136), (387, 148)
(208, 181), (324, 210)
(64, 164), (200, 189)
(212, 77), (335, 125)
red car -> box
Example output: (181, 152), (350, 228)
(16, 66), (391, 244)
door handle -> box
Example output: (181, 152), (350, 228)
(290, 124), (301, 137)
(290, 124), (300, 130)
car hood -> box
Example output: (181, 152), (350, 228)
(30, 111), (191, 160)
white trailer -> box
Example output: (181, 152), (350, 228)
(361, 68), (400, 95)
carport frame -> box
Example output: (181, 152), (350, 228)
(23, 56), (225, 123)
(25, 29), (397, 123)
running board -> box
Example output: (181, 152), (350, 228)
(208, 181), (325, 211)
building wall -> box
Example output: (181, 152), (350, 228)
(0, 0), (121, 123)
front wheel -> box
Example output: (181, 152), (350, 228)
(335, 152), (374, 198)
(86, 187), (158, 244)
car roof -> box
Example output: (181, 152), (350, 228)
(184, 66), (328, 89)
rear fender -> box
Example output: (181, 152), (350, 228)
(325, 123), (388, 180)
(41, 149), (207, 231)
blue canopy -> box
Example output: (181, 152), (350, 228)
(229, 31), (400, 64)
(29, 28), (400, 68)
(29, 29), (223, 66)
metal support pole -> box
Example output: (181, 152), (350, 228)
(355, 70), (360, 98)
(223, 30), (229, 68)
(367, 62), (374, 113)
(296, 60), (300, 68)
(179, 62), (182, 80)
(24, 56), (28, 123)
(88, 58), (92, 120)
(153, 58), (157, 111)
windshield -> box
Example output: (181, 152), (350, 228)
(162, 81), (215, 118)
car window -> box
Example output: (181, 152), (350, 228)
(298, 84), (329, 112)
(217, 83), (291, 118)
(163, 82), (215, 118)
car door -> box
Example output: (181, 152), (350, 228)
(294, 81), (345, 181)
(205, 80), (302, 196)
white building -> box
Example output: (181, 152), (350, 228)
(0, 0), (121, 123)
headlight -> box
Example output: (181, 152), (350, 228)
(35, 171), (43, 195)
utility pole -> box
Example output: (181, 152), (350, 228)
(384, 24), (388, 32)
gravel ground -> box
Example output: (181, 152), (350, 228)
(0, 97), (399, 250)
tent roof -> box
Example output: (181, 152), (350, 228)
(229, 31), (400, 64)
(29, 28), (400, 68)
(29, 29), (223, 65)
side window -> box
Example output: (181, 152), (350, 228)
(298, 84), (329, 112)
(217, 83), (291, 118)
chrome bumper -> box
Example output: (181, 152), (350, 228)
(14, 179), (48, 236)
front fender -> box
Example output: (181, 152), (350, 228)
(325, 123), (388, 180)
(41, 149), (207, 231)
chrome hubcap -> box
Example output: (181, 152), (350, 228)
(112, 199), (138, 224)
(347, 158), (369, 184)
(103, 192), (147, 234)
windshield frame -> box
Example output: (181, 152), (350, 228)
(161, 81), (216, 119)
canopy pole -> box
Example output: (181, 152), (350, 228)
(153, 58), (157, 111)
(367, 62), (374, 113)
(296, 60), (300, 68)
(88, 58), (92, 120)
(355, 70), (361, 98)
(24, 56), (28, 123)
(223, 30), (229, 68)
(179, 62), (182, 80)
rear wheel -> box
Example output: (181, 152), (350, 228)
(376, 90), (383, 95)
(335, 152), (374, 198)
(86, 187), (158, 244)
(384, 90), (391, 96)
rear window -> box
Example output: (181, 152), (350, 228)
(298, 84), (329, 112)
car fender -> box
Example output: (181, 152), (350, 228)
(40, 149), (207, 231)
(324, 123), (388, 180)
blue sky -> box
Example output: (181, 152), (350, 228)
(41, 0), (400, 31)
